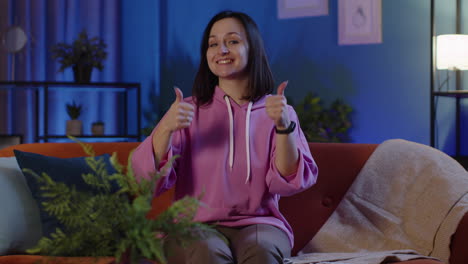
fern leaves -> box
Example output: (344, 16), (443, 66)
(25, 138), (208, 264)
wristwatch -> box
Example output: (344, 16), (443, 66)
(275, 121), (296, 134)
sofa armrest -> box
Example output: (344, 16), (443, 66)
(449, 212), (468, 264)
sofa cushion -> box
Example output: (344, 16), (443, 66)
(13, 150), (117, 238)
(0, 157), (42, 255)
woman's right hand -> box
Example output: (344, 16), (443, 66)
(160, 87), (194, 133)
(151, 87), (193, 166)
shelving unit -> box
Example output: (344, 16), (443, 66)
(433, 90), (468, 98)
(430, 0), (467, 169)
(0, 81), (141, 143)
(431, 91), (466, 156)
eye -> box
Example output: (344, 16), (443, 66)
(228, 40), (239, 45)
(208, 42), (217, 48)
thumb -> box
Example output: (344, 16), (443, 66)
(277, 81), (288, 96)
(174, 86), (183, 103)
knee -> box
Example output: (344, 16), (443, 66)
(189, 238), (220, 256)
(187, 236), (232, 262)
(166, 236), (231, 264)
(239, 239), (288, 263)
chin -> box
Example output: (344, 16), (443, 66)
(215, 71), (236, 78)
(218, 70), (248, 79)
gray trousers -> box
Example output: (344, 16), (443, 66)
(166, 224), (291, 264)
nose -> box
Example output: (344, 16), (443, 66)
(219, 44), (229, 55)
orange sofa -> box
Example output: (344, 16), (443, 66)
(0, 142), (466, 264)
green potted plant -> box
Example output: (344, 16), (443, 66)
(50, 29), (107, 83)
(66, 101), (83, 136)
(24, 137), (213, 264)
(293, 92), (353, 143)
(91, 121), (105, 136)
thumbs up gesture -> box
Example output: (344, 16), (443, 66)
(161, 87), (195, 132)
(265, 81), (290, 129)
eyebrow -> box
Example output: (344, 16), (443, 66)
(208, 32), (242, 39)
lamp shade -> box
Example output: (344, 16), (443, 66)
(436, 34), (468, 70)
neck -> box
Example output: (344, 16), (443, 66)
(219, 77), (249, 105)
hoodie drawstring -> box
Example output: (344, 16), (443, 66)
(224, 95), (253, 184)
(224, 95), (234, 169)
(245, 102), (253, 183)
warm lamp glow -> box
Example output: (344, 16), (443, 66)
(436, 34), (468, 70)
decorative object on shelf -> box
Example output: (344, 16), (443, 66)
(0, 134), (23, 149)
(23, 137), (213, 264)
(277, 0), (328, 19)
(293, 92), (352, 143)
(91, 121), (105, 136)
(338, 0), (382, 45)
(50, 30), (107, 83)
(66, 101), (83, 136)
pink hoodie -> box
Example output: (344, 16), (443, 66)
(131, 86), (318, 247)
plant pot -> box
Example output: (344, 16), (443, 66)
(66, 120), (82, 136)
(91, 123), (105, 136)
(73, 65), (93, 83)
(112, 259), (155, 264)
(112, 248), (157, 264)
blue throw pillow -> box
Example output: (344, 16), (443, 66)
(13, 150), (118, 238)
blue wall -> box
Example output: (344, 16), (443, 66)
(121, 0), (161, 132)
(121, 0), (468, 155)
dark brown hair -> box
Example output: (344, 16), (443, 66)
(192, 10), (275, 106)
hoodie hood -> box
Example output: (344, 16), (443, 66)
(212, 85), (268, 110)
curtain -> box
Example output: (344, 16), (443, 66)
(0, 0), (121, 143)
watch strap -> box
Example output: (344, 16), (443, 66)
(275, 121), (296, 134)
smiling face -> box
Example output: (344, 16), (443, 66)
(206, 17), (250, 81)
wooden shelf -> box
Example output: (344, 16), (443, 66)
(433, 90), (468, 98)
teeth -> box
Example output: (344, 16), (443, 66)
(218, 59), (232, 64)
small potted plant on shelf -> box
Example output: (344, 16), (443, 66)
(91, 121), (105, 136)
(66, 101), (83, 136)
(50, 29), (107, 83)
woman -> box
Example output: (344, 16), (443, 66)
(132, 10), (318, 264)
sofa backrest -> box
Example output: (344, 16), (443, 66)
(0, 142), (139, 164)
(0, 141), (378, 256)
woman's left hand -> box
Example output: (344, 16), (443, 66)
(265, 81), (290, 129)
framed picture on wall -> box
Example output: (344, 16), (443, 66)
(338, 0), (382, 45)
(278, 0), (328, 19)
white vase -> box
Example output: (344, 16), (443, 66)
(66, 120), (82, 136)
(91, 123), (104, 136)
